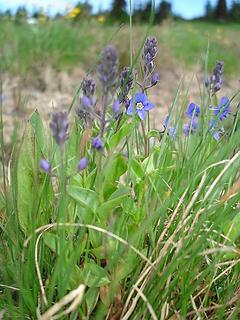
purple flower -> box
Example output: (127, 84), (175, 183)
(78, 157), (88, 171)
(40, 159), (51, 173)
(92, 137), (103, 150)
(185, 103), (200, 118)
(50, 112), (69, 147)
(127, 93), (154, 120)
(214, 96), (231, 120)
(151, 73), (159, 86)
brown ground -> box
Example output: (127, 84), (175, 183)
(1, 66), (239, 146)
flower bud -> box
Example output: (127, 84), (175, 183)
(151, 72), (159, 86)
(78, 157), (88, 171)
(92, 137), (103, 150)
(40, 159), (51, 173)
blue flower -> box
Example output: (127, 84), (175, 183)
(214, 96), (231, 120)
(185, 103), (200, 118)
(127, 93), (154, 120)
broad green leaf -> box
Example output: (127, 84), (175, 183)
(30, 110), (47, 156)
(130, 158), (144, 180)
(85, 287), (99, 316)
(67, 185), (99, 213)
(109, 123), (132, 149)
(84, 262), (110, 287)
(98, 186), (129, 219)
(224, 213), (240, 242)
(103, 154), (127, 199)
(17, 117), (38, 234)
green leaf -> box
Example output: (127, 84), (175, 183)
(85, 287), (99, 316)
(130, 158), (144, 180)
(98, 186), (129, 219)
(103, 153), (127, 199)
(224, 213), (240, 242)
(17, 118), (38, 234)
(109, 123), (132, 149)
(147, 129), (160, 139)
(84, 262), (110, 287)
(30, 110), (47, 156)
(67, 185), (99, 213)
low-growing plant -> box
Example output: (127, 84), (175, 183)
(0, 25), (240, 320)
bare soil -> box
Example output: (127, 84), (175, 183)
(1, 66), (239, 146)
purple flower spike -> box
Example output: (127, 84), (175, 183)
(127, 93), (154, 120)
(92, 137), (103, 151)
(78, 157), (88, 171)
(50, 112), (69, 147)
(186, 103), (200, 118)
(40, 159), (51, 173)
(214, 96), (231, 120)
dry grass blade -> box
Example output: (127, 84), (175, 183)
(39, 284), (85, 320)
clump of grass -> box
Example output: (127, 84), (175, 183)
(0, 11), (240, 320)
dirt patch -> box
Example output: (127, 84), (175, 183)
(1, 66), (239, 146)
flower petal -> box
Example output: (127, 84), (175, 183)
(135, 92), (148, 103)
(144, 101), (155, 111)
(137, 109), (146, 120)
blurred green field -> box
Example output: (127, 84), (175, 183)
(0, 19), (240, 76)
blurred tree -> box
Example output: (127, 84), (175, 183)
(214, 0), (228, 19)
(110, 0), (127, 21)
(205, 0), (214, 19)
(15, 6), (27, 24)
(156, 1), (172, 23)
(230, 0), (240, 21)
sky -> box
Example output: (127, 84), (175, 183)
(0, 0), (235, 19)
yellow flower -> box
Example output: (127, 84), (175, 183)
(98, 15), (106, 23)
(68, 7), (81, 19)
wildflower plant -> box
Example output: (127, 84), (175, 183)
(0, 20), (240, 320)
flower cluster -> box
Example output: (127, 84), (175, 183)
(183, 103), (200, 136)
(210, 96), (231, 141)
